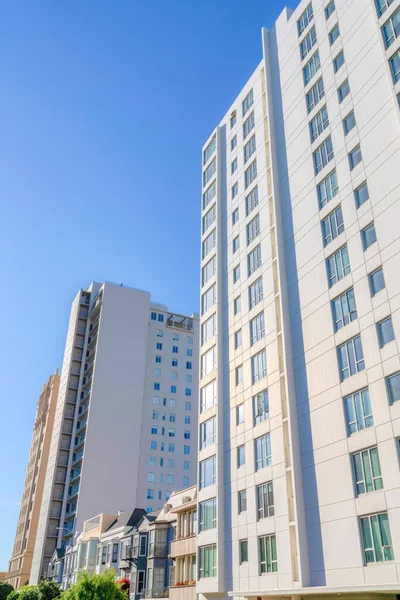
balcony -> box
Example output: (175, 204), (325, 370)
(170, 535), (196, 559)
(140, 588), (169, 599)
(169, 585), (196, 600)
(148, 543), (167, 558)
(166, 313), (194, 332)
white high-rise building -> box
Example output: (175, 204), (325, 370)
(30, 282), (199, 583)
(198, 0), (400, 598)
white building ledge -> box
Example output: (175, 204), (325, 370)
(228, 584), (399, 597)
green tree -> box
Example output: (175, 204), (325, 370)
(62, 570), (127, 600)
(0, 583), (14, 600)
(7, 581), (61, 600)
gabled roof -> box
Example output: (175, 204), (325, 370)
(106, 508), (146, 532)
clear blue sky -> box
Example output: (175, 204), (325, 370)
(0, 0), (288, 570)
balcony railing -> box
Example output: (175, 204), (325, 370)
(166, 313), (194, 332)
(148, 543), (167, 557)
(140, 588), (169, 599)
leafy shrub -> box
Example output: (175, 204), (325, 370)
(0, 583), (14, 600)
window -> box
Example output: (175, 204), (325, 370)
(310, 106), (329, 142)
(255, 433), (271, 470)
(250, 312), (265, 345)
(231, 158), (238, 175)
(152, 411), (159, 420)
(203, 159), (216, 187)
(203, 181), (216, 210)
(151, 311), (157, 321)
(184, 460), (190, 469)
(203, 136), (216, 165)
(171, 385), (177, 394)
(233, 236), (240, 254)
(233, 265), (240, 284)
(184, 416), (191, 424)
(167, 458), (174, 468)
(238, 490), (247, 513)
(154, 368), (161, 377)
(187, 348), (193, 357)
(252, 350), (267, 383)
(242, 89), (254, 116)
(333, 51), (345, 73)
(158, 314), (164, 323)
(257, 481), (275, 519)
(259, 535), (278, 573)
(102, 546), (107, 564)
(170, 399), (176, 408)
(182, 476), (189, 487)
(147, 489), (154, 499)
(172, 344), (178, 353)
(168, 443), (175, 452)
(149, 456), (156, 466)
(169, 428), (175, 437)
(362, 223), (377, 250)
(151, 426), (158, 435)
(343, 111), (356, 135)
(344, 388), (373, 434)
(390, 49), (400, 83)
(237, 445), (246, 467)
(148, 472), (155, 483)
(378, 317), (395, 347)
(199, 545), (217, 578)
(247, 214), (260, 245)
(387, 372), (400, 404)
(200, 416), (216, 449)
(236, 365), (244, 385)
(254, 390), (269, 424)
(327, 245), (350, 287)
(157, 330), (163, 337)
(349, 145), (362, 170)
(243, 111), (255, 139)
(200, 379), (216, 412)
(322, 205), (344, 246)
(234, 296), (241, 315)
(186, 361), (192, 370)
(338, 335), (365, 380)
(201, 314), (216, 345)
(240, 540), (248, 564)
(166, 474), (174, 484)
(352, 447), (383, 495)
(202, 256), (216, 287)
(332, 288), (357, 331)
(249, 277), (263, 309)
(317, 170), (338, 208)
(169, 414), (176, 422)
(354, 182), (369, 208)
(202, 285), (216, 317)
(313, 136), (333, 174)
(231, 135), (237, 150)
(376, 0), (394, 17)
(184, 430), (191, 439)
(244, 135), (256, 164)
(306, 78), (325, 113)
(202, 229), (216, 260)
(150, 441), (157, 450)
(338, 79), (350, 103)
(300, 26), (317, 60)
(156, 342), (162, 350)
(369, 267), (385, 296)
(199, 498), (217, 531)
(155, 355), (162, 364)
(246, 186), (259, 216)
(244, 160), (257, 188)
(303, 52), (321, 85)
(232, 208), (239, 225)
(361, 512), (393, 563)
(230, 112), (237, 128)
(201, 346), (216, 377)
(329, 24), (340, 45)
(199, 455), (216, 489)
(202, 205), (216, 234)
(232, 182), (238, 199)
(298, 3), (313, 36)
(184, 444), (190, 453)
(248, 244), (262, 275)
(237, 403), (244, 424)
(325, 0), (335, 18)
(235, 329), (242, 349)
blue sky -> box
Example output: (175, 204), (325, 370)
(0, 0), (288, 570)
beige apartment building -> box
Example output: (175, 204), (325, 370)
(6, 372), (60, 589)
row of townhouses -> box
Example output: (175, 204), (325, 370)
(46, 487), (197, 600)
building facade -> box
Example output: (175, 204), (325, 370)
(30, 282), (199, 583)
(198, 0), (400, 599)
(6, 371), (60, 589)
